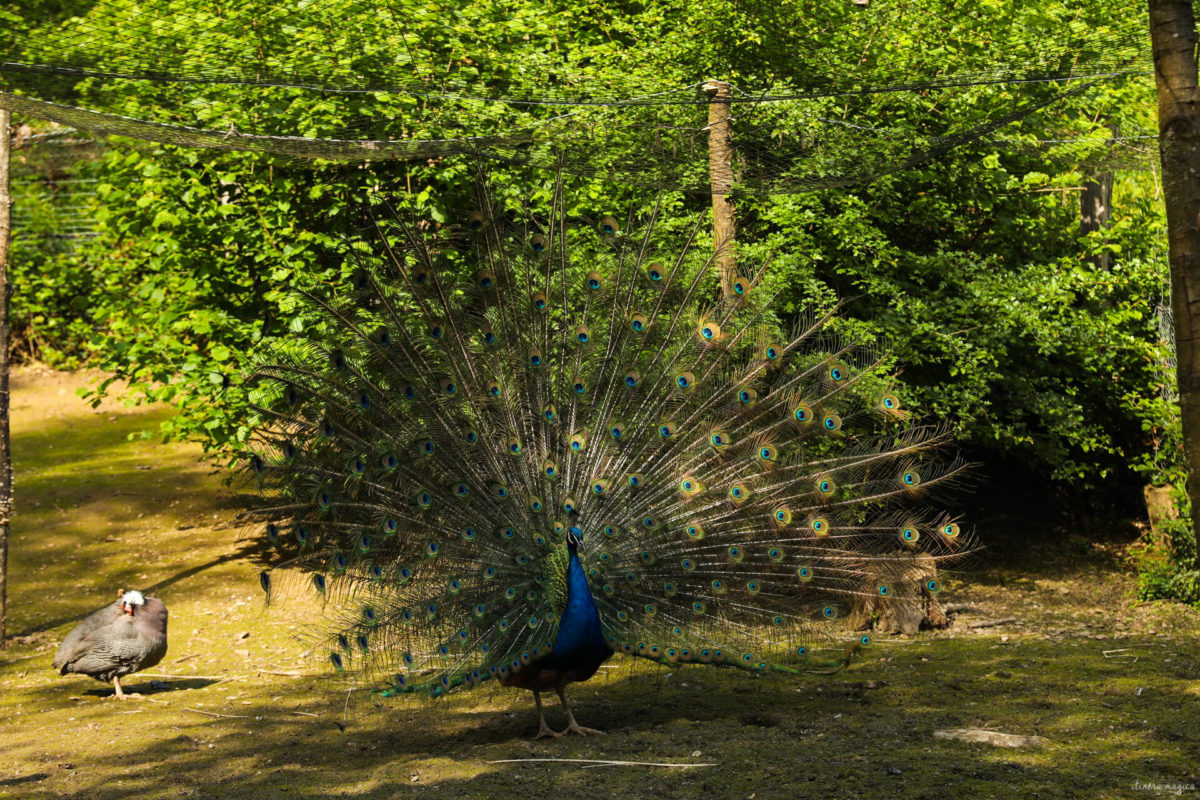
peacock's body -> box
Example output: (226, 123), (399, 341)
(244, 177), (968, 736)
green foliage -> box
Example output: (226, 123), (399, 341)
(1, 0), (1176, 512)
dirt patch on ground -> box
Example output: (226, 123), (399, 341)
(1, 367), (1197, 799)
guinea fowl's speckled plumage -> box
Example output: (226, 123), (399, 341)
(242, 176), (971, 734)
(53, 596), (168, 684)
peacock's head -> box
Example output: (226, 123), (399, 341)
(118, 589), (146, 616)
(566, 526), (584, 549)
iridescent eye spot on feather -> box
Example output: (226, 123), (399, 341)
(542, 459), (559, 479)
(823, 414), (842, 431)
(417, 439), (435, 456)
(400, 383), (416, 401)
(429, 324), (443, 340)
(642, 515), (657, 529)
(630, 313), (647, 332)
(686, 522), (704, 540)
(533, 532), (547, 547)
(942, 522), (961, 539)
(709, 430), (731, 449)
(591, 479), (609, 496)
(382, 517), (398, 535)
(530, 234), (547, 253)
(330, 652), (344, 670)
(475, 269), (495, 290)
(659, 421), (677, 438)
(316, 489), (333, 508)
(829, 362), (848, 382)
(675, 372), (695, 389)
(462, 526), (477, 541)
(532, 292), (548, 312)
(332, 553), (348, 573)
(412, 267), (430, 285)
(506, 437), (522, 456)
(573, 376), (587, 394)
(645, 262), (664, 283)
(878, 585), (890, 597)
(452, 482), (469, 498)
(439, 377), (457, 396)
(699, 320), (721, 340)
(369, 564), (384, 581)
(500, 526), (516, 540)
(312, 573), (326, 592)
(900, 525), (920, 544)
(728, 545), (744, 563)
(816, 478), (835, 496)
(329, 350), (346, 370)
(599, 216), (620, 236)
(793, 403), (813, 423)
(356, 635), (370, 653)
(466, 211), (485, 232)
(486, 380), (501, 398)
(481, 326), (496, 345)
(679, 478), (703, 496)
(563, 496), (578, 514)
(796, 566), (812, 581)
(356, 391), (370, 409)
(680, 557), (696, 572)
(628, 472), (644, 488)
(738, 388), (757, 405)
(482, 566), (497, 579)
(568, 431), (589, 452)
(320, 419), (334, 437)
(728, 483), (750, 503)
(774, 507), (792, 525)
(746, 581), (760, 594)
(711, 579), (727, 594)
(529, 496), (543, 512)
(586, 271), (603, 291)
(265, 524), (280, 545)
(528, 349), (542, 367)
(732, 276), (750, 296)
(926, 579), (942, 594)
(604, 525), (619, 537)
(764, 343), (782, 361)
(425, 541), (441, 558)
(768, 547), (784, 561)
(822, 606), (838, 619)
(624, 370), (639, 388)
(381, 453), (398, 471)
(901, 470), (921, 488)
(358, 533), (373, 553)
(350, 267), (370, 291)
(664, 583), (677, 596)
(880, 393), (900, 411)
(371, 327), (390, 347)
(397, 566), (413, 584)
(609, 422), (626, 440)
(692, 601), (707, 615)
(464, 428), (479, 445)
(542, 403), (556, 422)
(363, 607), (377, 625)
(294, 525), (309, 545)
(575, 325), (591, 344)
(757, 445), (778, 463)
(490, 483), (510, 500)
(859, 635), (872, 647)
(810, 517), (829, 536)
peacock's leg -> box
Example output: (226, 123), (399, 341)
(112, 676), (125, 699)
(554, 685), (605, 736)
(532, 690), (561, 739)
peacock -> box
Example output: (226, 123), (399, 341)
(243, 175), (969, 737)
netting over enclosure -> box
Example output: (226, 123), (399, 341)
(0, 0), (1159, 189)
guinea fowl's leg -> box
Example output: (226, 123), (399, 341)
(532, 690), (560, 739)
(112, 677), (125, 699)
(554, 685), (605, 736)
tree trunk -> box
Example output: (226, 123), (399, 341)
(0, 107), (11, 646)
(703, 80), (736, 303)
(1080, 124), (1116, 270)
(1151, 0), (1200, 567)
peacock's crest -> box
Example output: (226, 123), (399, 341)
(243, 176), (969, 700)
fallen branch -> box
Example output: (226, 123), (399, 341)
(185, 707), (250, 719)
(967, 618), (1018, 629)
(489, 758), (716, 769)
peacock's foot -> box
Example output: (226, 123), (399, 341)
(561, 723), (606, 736)
(533, 723), (563, 740)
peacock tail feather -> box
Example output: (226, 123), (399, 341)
(242, 175), (970, 698)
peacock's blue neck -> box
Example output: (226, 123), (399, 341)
(546, 543), (608, 668)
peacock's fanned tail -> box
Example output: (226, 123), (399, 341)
(242, 178), (970, 697)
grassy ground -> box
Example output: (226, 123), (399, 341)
(1, 367), (1198, 800)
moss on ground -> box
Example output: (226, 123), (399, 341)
(1, 367), (1198, 800)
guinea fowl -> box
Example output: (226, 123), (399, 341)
(52, 590), (168, 699)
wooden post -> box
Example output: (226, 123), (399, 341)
(1150, 0), (1200, 566)
(0, 107), (11, 646)
(703, 79), (736, 303)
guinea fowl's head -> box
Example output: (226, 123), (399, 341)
(117, 589), (147, 616)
